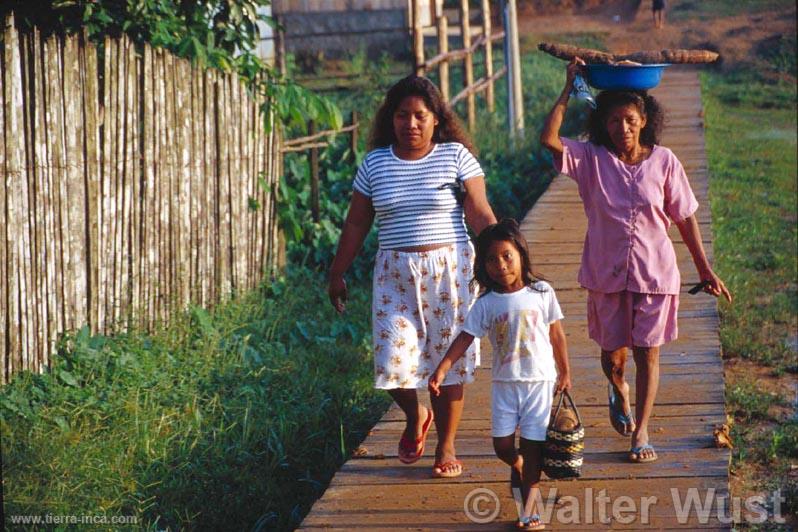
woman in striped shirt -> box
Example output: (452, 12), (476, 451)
(328, 75), (496, 478)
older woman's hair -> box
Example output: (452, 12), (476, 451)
(587, 90), (664, 150)
(368, 75), (476, 154)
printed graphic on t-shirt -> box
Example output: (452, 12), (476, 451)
(494, 310), (540, 367)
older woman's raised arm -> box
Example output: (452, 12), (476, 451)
(540, 58), (585, 160)
(463, 176), (497, 236)
(328, 190), (376, 313)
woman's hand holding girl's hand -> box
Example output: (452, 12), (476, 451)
(327, 274), (348, 314)
(565, 57), (586, 90)
(555, 371), (572, 394)
(428, 370), (445, 397)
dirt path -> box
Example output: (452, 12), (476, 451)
(518, 0), (797, 74)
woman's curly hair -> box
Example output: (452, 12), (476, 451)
(368, 75), (476, 154)
(472, 219), (546, 294)
(587, 90), (665, 151)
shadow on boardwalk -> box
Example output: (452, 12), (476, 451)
(299, 67), (730, 530)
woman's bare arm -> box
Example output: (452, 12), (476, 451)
(462, 175), (497, 235)
(327, 191), (376, 313)
(675, 214), (732, 302)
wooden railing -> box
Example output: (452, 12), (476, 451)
(411, 0), (523, 135)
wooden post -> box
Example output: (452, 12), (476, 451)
(437, 15), (449, 101)
(481, 0), (495, 112)
(309, 121), (320, 223)
(460, 0), (475, 130)
(274, 14), (287, 77)
(502, 0), (523, 139)
(350, 110), (358, 162)
(412, 0), (425, 75)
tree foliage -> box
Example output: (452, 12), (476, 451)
(0, 0), (341, 131)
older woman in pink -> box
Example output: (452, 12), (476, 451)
(541, 59), (732, 463)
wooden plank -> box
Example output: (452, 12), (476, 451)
(300, 478), (731, 529)
(335, 449), (729, 485)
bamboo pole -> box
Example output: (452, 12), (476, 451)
(437, 15), (449, 102)
(29, 30), (46, 369)
(157, 48), (169, 322)
(50, 34), (69, 337)
(502, 0), (523, 138)
(309, 120), (320, 223)
(142, 44), (154, 328)
(460, 0), (475, 130)
(82, 31), (100, 333)
(412, 0), (425, 75)
(204, 69), (215, 305)
(1, 19), (8, 381)
(350, 110), (359, 162)
(481, 0), (495, 112)
(188, 60), (199, 302)
(4, 14), (23, 373)
(450, 64), (507, 106)
(230, 74), (242, 290)
(100, 37), (113, 330)
(113, 36), (125, 325)
(175, 56), (191, 306)
(124, 35), (136, 324)
(65, 32), (86, 335)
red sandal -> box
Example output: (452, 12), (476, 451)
(398, 408), (434, 464)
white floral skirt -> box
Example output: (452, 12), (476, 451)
(372, 242), (480, 390)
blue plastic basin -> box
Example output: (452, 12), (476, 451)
(585, 64), (670, 90)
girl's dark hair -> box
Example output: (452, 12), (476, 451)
(368, 75), (476, 154)
(472, 218), (546, 294)
(587, 90), (665, 151)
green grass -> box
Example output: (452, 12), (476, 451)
(670, 0), (796, 20)
(701, 40), (797, 526)
(702, 69), (797, 373)
(1, 269), (388, 531)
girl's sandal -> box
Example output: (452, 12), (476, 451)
(516, 514), (545, 530)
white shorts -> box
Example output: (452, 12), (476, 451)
(491, 381), (554, 441)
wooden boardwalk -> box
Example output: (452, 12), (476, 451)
(300, 68), (730, 530)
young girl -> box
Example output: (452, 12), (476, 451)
(428, 219), (571, 530)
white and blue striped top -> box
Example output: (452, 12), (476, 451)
(353, 142), (484, 249)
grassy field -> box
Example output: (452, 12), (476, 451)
(1, 269), (387, 530)
(669, 0), (796, 20)
(701, 60), (797, 526)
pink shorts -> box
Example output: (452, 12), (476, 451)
(587, 290), (678, 351)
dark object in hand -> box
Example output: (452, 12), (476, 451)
(438, 180), (466, 205)
(688, 280), (710, 295)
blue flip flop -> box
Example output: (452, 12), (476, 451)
(608, 383), (635, 436)
(629, 443), (658, 463)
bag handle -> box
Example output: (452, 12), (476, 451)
(550, 390), (583, 427)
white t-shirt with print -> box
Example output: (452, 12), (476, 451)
(462, 281), (564, 382)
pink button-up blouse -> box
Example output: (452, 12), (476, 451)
(556, 137), (699, 295)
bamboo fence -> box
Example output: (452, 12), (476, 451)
(412, 0), (508, 130)
(0, 15), (282, 383)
